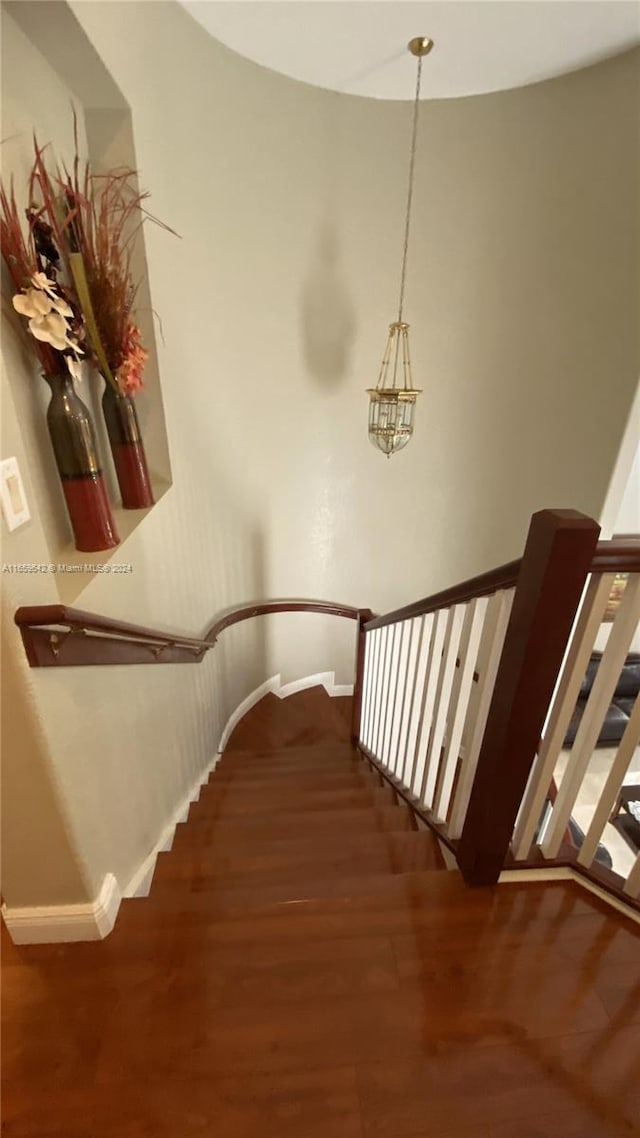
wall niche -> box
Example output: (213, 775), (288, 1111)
(2, 1), (173, 604)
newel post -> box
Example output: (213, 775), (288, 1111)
(457, 509), (600, 886)
(351, 609), (373, 744)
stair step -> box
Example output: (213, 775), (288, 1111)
(189, 785), (397, 820)
(122, 869), (467, 937)
(218, 743), (361, 768)
(201, 773), (379, 798)
(173, 805), (417, 846)
(153, 830), (443, 885)
(227, 691), (352, 751)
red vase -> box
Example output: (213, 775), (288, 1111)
(102, 381), (154, 509)
(44, 373), (119, 552)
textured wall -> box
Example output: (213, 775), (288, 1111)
(1, 10), (269, 905)
(1, 0), (638, 908)
(67, 1), (639, 617)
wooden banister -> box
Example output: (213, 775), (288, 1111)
(15, 599), (364, 668)
(590, 539), (640, 574)
(364, 559), (521, 632)
(457, 509), (601, 886)
(205, 600), (362, 642)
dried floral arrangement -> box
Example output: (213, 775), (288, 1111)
(2, 123), (178, 531)
(1, 120), (176, 397)
(29, 121), (177, 396)
(0, 177), (85, 381)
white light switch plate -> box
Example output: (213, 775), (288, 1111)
(0, 457), (30, 531)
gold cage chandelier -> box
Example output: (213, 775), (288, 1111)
(367, 36), (433, 457)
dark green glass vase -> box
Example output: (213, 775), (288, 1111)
(44, 373), (119, 552)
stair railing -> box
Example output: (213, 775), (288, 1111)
(14, 510), (640, 915)
(509, 538), (640, 906)
(14, 599), (365, 667)
(354, 509), (640, 917)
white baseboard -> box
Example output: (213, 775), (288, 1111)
(2, 873), (121, 945)
(123, 754), (218, 899)
(2, 671), (353, 944)
(275, 671), (353, 700)
(125, 671), (352, 906)
(217, 675), (282, 753)
(499, 866), (640, 927)
(329, 682), (355, 697)
(217, 671), (353, 756)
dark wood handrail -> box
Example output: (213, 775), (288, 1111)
(362, 538), (639, 636)
(590, 539), (640, 574)
(205, 600), (362, 642)
(15, 599), (364, 668)
(14, 605), (211, 649)
(364, 559), (521, 632)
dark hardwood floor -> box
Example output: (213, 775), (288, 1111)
(2, 688), (639, 1136)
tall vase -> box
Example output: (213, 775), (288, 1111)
(44, 373), (119, 552)
(101, 381), (154, 509)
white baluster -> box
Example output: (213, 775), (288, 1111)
(448, 588), (514, 839)
(408, 611), (447, 794)
(513, 573), (614, 860)
(433, 596), (488, 823)
(388, 621), (412, 775)
(371, 628), (391, 760)
(418, 604), (466, 808)
(541, 574), (640, 859)
(366, 627), (384, 754)
(578, 693), (640, 867)
(373, 626), (392, 758)
(396, 615), (427, 785)
(400, 614), (435, 792)
(381, 624), (402, 768)
(359, 631), (374, 747)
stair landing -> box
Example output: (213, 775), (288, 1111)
(2, 687), (639, 1137)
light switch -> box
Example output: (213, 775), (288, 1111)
(0, 457), (30, 531)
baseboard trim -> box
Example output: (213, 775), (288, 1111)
(217, 675), (282, 753)
(2, 872), (121, 945)
(123, 754), (218, 899)
(217, 671), (353, 754)
(275, 671), (333, 700)
(4, 669), (354, 944)
(276, 672), (354, 700)
(499, 866), (640, 926)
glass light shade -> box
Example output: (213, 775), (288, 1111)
(367, 388), (419, 456)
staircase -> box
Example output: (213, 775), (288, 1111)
(4, 686), (639, 1137)
(152, 685), (447, 904)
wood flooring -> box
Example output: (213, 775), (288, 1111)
(2, 687), (639, 1136)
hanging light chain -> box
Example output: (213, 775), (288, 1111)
(367, 36), (431, 456)
(397, 53), (424, 326)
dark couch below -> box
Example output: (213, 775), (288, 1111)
(564, 652), (640, 748)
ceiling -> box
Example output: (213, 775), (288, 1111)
(181, 1), (640, 101)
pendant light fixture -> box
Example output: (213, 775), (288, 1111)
(367, 36), (433, 457)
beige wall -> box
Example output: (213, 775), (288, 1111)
(1, 0), (638, 909)
(66, 1), (638, 613)
(1, 8), (268, 905)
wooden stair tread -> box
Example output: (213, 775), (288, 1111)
(203, 771), (379, 794)
(227, 690), (352, 752)
(121, 868), (473, 931)
(189, 786), (398, 819)
(218, 743), (360, 766)
(171, 805), (417, 845)
(154, 830), (444, 883)
(6, 686), (636, 1138)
